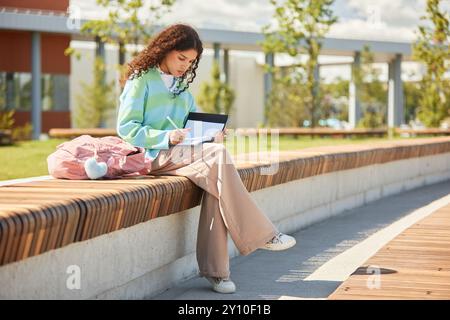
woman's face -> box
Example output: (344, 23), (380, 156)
(160, 49), (198, 77)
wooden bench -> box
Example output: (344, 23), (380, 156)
(1, 137), (450, 267)
(395, 128), (450, 137)
(237, 128), (450, 138)
(329, 201), (450, 299)
(235, 127), (387, 138)
(46, 127), (450, 141)
(48, 127), (389, 140)
(48, 128), (117, 139)
(0, 129), (13, 146)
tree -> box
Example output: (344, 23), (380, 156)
(76, 0), (176, 62)
(73, 57), (116, 128)
(65, 0), (176, 129)
(265, 66), (310, 127)
(197, 61), (235, 115)
(404, 78), (422, 124)
(262, 0), (337, 128)
(320, 77), (349, 123)
(413, 0), (450, 127)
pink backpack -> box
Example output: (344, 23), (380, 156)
(47, 135), (153, 180)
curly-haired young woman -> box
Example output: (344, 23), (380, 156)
(117, 23), (296, 294)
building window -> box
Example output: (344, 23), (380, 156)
(0, 72), (69, 111)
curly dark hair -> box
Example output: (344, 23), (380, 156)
(120, 24), (203, 97)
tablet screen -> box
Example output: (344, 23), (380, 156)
(182, 112), (228, 140)
(184, 119), (225, 139)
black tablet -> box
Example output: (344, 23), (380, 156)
(183, 112), (228, 130)
(180, 112), (228, 145)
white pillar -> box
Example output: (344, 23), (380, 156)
(213, 42), (220, 63)
(223, 48), (229, 84)
(95, 36), (106, 84)
(263, 52), (274, 126)
(31, 31), (42, 140)
(349, 51), (361, 128)
(388, 54), (404, 127)
(313, 63), (320, 99)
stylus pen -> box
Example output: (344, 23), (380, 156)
(166, 116), (181, 130)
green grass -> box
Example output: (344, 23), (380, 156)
(0, 138), (69, 181)
(0, 135), (437, 181)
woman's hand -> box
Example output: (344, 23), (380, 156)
(169, 128), (191, 146)
(213, 128), (228, 143)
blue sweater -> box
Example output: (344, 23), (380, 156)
(117, 67), (198, 160)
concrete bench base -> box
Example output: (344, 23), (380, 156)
(0, 151), (449, 299)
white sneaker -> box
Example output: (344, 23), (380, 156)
(262, 233), (296, 251)
(205, 276), (236, 294)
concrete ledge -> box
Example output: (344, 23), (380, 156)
(0, 142), (449, 299)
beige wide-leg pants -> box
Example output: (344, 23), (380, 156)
(149, 142), (278, 279)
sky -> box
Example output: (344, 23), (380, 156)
(70, 0), (450, 42)
(69, 0), (449, 82)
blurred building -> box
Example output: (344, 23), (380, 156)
(0, 0), (71, 134)
(0, 0), (413, 139)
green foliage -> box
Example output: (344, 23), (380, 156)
(265, 67), (309, 127)
(11, 122), (33, 141)
(0, 110), (15, 130)
(197, 61), (235, 115)
(413, 0), (450, 127)
(0, 110), (32, 142)
(354, 45), (387, 128)
(0, 77), (32, 142)
(320, 77), (349, 122)
(64, 47), (81, 60)
(65, 1), (176, 129)
(0, 78), (15, 130)
(404, 79), (422, 124)
(357, 110), (384, 129)
(262, 0), (337, 128)
(80, 0), (176, 58)
(73, 58), (116, 128)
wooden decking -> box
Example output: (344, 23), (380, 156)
(329, 202), (450, 300)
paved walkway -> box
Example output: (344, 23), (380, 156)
(153, 180), (450, 300)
